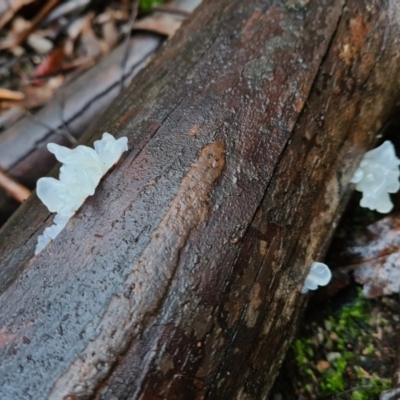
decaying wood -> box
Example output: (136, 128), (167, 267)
(1, 0), (400, 398)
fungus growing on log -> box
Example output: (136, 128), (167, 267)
(351, 141), (400, 213)
(35, 133), (128, 254)
(302, 262), (332, 293)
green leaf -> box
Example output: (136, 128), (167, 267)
(139, 0), (165, 12)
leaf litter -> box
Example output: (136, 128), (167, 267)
(0, 0), (183, 114)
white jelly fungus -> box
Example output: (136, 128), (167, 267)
(301, 262), (332, 294)
(35, 133), (128, 254)
(351, 141), (400, 213)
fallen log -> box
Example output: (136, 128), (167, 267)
(1, 0), (400, 398)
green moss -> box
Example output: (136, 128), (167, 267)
(291, 290), (392, 398)
(352, 390), (369, 400)
(362, 343), (375, 356)
(305, 383), (313, 394)
(320, 357), (347, 393)
(337, 292), (369, 328)
(377, 317), (389, 326)
(292, 338), (314, 366)
(369, 375), (391, 393)
(139, 0), (164, 12)
(350, 375), (391, 400)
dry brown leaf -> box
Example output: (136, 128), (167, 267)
(0, 16), (31, 50)
(22, 75), (64, 109)
(95, 9), (130, 24)
(64, 15), (87, 57)
(33, 47), (65, 79)
(80, 12), (105, 59)
(133, 14), (183, 37)
(102, 19), (118, 48)
(11, 15), (31, 33)
(0, 88), (24, 101)
(316, 360), (330, 372)
(0, 0), (35, 31)
(341, 214), (400, 298)
(0, 0), (59, 50)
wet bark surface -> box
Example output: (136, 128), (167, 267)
(0, 0), (400, 399)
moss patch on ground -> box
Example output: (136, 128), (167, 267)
(289, 289), (396, 399)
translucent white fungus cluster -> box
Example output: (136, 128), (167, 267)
(301, 262), (332, 294)
(351, 141), (400, 213)
(35, 133), (128, 254)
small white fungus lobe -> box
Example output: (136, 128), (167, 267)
(35, 133), (128, 254)
(350, 141), (400, 213)
(301, 262), (332, 294)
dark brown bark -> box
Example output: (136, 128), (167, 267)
(0, 0), (400, 399)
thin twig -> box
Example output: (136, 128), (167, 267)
(23, 108), (77, 145)
(0, 168), (30, 203)
(119, 0), (138, 93)
(152, 5), (191, 17)
(57, 90), (78, 145)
